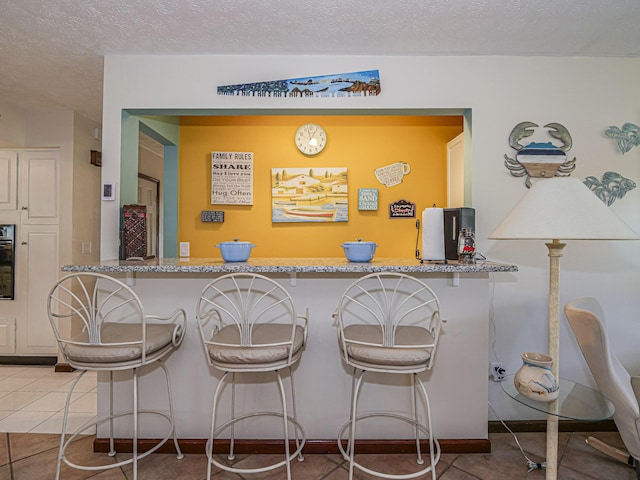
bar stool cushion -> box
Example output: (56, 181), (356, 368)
(341, 325), (434, 366)
(208, 324), (305, 365)
(64, 323), (176, 363)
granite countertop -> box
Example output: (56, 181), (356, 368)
(62, 257), (518, 274)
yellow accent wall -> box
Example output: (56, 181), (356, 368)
(179, 115), (463, 258)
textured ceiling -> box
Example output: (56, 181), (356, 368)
(1, 0), (639, 123)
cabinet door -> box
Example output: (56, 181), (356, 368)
(19, 150), (59, 224)
(0, 317), (16, 354)
(21, 228), (58, 353)
(0, 151), (18, 211)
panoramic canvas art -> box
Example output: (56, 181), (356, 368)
(218, 70), (380, 97)
(271, 167), (348, 223)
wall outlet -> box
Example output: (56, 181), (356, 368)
(491, 362), (505, 382)
(179, 242), (190, 257)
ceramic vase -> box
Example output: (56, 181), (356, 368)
(513, 352), (559, 402)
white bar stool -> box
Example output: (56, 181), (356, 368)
(196, 273), (309, 480)
(335, 272), (443, 479)
(47, 272), (186, 480)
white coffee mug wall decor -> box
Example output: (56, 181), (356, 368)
(374, 162), (411, 187)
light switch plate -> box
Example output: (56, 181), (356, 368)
(179, 242), (190, 257)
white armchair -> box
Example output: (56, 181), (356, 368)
(564, 297), (640, 479)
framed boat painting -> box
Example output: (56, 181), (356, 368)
(271, 167), (348, 222)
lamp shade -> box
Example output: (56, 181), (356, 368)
(489, 177), (638, 240)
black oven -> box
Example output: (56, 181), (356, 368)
(0, 225), (15, 300)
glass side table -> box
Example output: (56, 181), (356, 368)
(501, 375), (614, 421)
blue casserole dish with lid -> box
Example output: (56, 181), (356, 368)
(215, 239), (255, 262)
(341, 239), (377, 262)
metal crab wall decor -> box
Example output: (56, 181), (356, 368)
(504, 122), (577, 188)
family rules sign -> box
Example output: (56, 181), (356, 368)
(211, 151), (254, 205)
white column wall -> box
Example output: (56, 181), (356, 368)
(101, 55), (640, 423)
(102, 272), (489, 440)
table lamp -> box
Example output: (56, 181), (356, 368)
(489, 176), (638, 480)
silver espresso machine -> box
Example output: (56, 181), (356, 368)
(0, 225), (15, 300)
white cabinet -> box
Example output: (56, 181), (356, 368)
(0, 317), (16, 354)
(19, 228), (59, 353)
(0, 151), (18, 211)
(0, 149), (60, 357)
(19, 150), (59, 224)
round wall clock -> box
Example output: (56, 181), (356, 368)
(295, 123), (327, 155)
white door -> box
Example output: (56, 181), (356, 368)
(447, 133), (465, 208)
(138, 176), (159, 258)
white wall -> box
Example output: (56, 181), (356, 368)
(102, 55), (640, 421)
(71, 112), (102, 265)
(0, 101), (26, 147)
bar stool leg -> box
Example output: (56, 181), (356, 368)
(158, 361), (184, 459)
(275, 370), (292, 480)
(343, 368), (357, 461)
(411, 374), (424, 466)
(133, 368), (139, 480)
(348, 369), (366, 480)
(415, 374), (437, 480)
(287, 366), (304, 462)
(207, 371), (228, 480)
(109, 371), (116, 456)
(229, 372), (237, 461)
(56, 371), (86, 480)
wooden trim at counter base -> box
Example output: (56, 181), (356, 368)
(54, 362), (75, 373)
(489, 419), (617, 433)
(94, 437), (491, 455)
(94, 419), (617, 455)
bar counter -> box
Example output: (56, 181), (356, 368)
(63, 257), (517, 452)
(62, 256), (517, 274)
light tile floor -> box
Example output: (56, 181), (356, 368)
(0, 366), (636, 479)
(0, 365), (96, 435)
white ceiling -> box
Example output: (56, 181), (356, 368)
(2, 0), (639, 123)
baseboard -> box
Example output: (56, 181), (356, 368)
(94, 437), (491, 455)
(94, 421), (618, 455)
(0, 356), (57, 366)
(489, 419), (617, 433)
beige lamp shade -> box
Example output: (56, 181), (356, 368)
(489, 177), (638, 241)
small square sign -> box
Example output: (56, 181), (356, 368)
(358, 188), (378, 211)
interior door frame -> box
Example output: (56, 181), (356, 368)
(138, 173), (160, 258)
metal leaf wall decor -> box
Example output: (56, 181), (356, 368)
(583, 171), (636, 206)
(604, 123), (640, 154)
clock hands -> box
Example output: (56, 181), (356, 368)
(308, 126), (319, 147)
(303, 125), (317, 139)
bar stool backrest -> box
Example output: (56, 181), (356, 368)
(197, 273), (304, 368)
(48, 272), (185, 370)
(336, 272), (442, 371)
